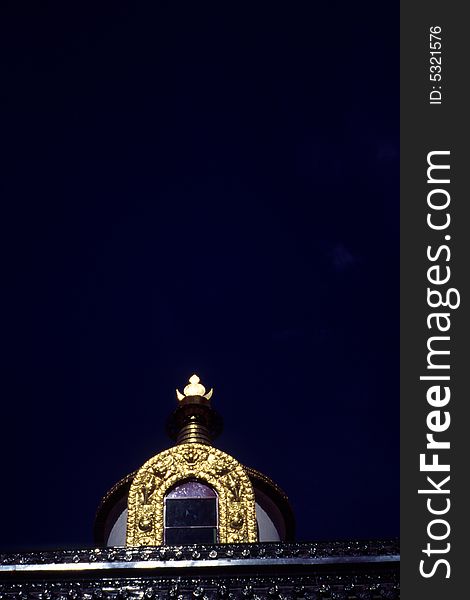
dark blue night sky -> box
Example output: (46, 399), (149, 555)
(0, 1), (399, 550)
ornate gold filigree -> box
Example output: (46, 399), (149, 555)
(126, 443), (257, 546)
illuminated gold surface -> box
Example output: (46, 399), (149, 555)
(126, 443), (257, 546)
(176, 374), (213, 401)
(176, 419), (211, 445)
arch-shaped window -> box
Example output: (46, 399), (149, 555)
(164, 480), (218, 545)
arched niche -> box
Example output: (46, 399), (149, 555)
(164, 480), (218, 544)
(126, 443), (257, 545)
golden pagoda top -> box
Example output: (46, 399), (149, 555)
(176, 373), (213, 401)
(125, 372), (257, 546)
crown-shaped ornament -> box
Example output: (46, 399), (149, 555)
(176, 374), (213, 401)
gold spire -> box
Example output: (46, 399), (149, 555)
(125, 373), (257, 546)
(176, 374), (213, 401)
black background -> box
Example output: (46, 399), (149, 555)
(400, 3), (469, 597)
(0, 1), (398, 551)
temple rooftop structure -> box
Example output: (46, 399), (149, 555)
(94, 374), (295, 547)
(0, 373), (399, 599)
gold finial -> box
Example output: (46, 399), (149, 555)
(176, 374), (213, 401)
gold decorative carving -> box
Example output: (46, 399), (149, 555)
(176, 374), (213, 401)
(126, 443), (258, 546)
(139, 474), (156, 505)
